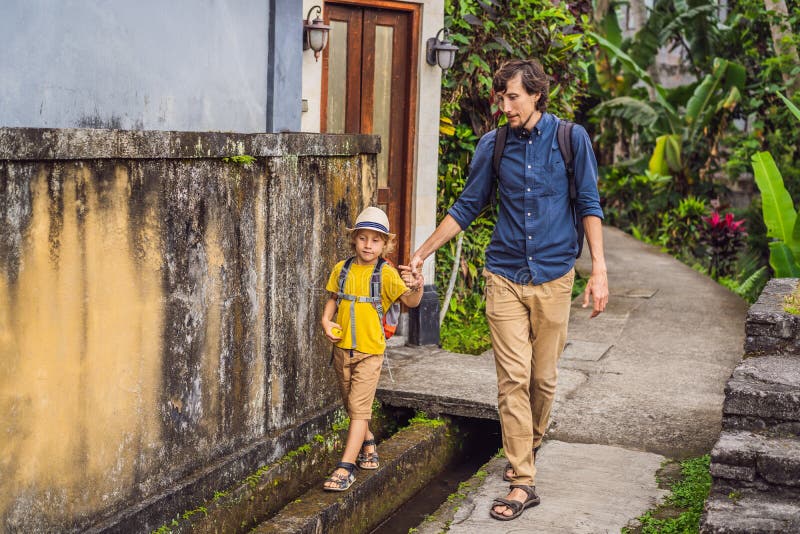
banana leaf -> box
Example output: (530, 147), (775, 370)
(778, 92), (800, 122)
(685, 58), (744, 144)
(588, 32), (676, 120)
(590, 96), (660, 126)
(752, 151), (800, 259)
(768, 242), (800, 278)
(649, 134), (681, 175)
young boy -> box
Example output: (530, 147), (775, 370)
(320, 206), (424, 491)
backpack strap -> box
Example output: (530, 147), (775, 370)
(336, 257), (358, 348)
(492, 124), (509, 179)
(556, 119), (585, 258)
(371, 258), (386, 339)
(488, 124), (509, 211)
(336, 257), (384, 349)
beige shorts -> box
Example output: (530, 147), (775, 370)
(332, 347), (384, 420)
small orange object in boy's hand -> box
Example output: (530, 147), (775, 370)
(331, 327), (343, 338)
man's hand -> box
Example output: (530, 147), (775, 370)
(582, 269), (608, 318)
(397, 252), (424, 278)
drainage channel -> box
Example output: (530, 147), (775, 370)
(369, 416), (502, 534)
(152, 405), (501, 534)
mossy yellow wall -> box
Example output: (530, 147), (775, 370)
(0, 129), (378, 531)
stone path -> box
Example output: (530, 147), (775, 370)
(379, 226), (749, 532)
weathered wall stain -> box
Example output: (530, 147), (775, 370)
(0, 128), (379, 531)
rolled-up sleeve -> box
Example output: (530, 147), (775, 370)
(447, 131), (496, 230)
(572, 125), (604, 220)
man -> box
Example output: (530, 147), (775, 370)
(401, 59), (608, 521)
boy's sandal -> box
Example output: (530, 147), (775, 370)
(323, 462), (356, 492)
(489, 484), (540, 521)
(357, 438), (379, 470)
(503, 445), (541, 482)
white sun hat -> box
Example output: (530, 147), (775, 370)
(346, 206), (394, 237)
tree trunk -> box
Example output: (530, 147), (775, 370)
(765, 0), (800, 90)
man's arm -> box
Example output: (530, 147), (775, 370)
(581, 215), (608, 318)
(399, 215), (463, 278)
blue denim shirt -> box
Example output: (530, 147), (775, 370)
(448, 113), (604, 285)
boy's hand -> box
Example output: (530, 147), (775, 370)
(322, 320), (343, 342)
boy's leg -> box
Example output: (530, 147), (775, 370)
(325, 351), (383, 488)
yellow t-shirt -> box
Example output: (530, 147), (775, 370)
(326, 259), (410, 355)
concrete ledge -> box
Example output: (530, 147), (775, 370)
(701, 487), (800, 533)
(252, 419), (459, 534)
(0, 127), (380, 160)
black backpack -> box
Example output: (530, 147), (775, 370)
(491, 119), (584, 258)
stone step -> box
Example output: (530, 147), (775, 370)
(710, 430), (800, 490)
(701, 487), (800, 533)
(251, 418), (459, 534)
(722, 355), (800, 433)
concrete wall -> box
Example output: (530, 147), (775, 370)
(0, 127), (378, 531)
(1, 0), (302, 132)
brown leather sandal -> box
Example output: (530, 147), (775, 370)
(489, 484), (540, 521)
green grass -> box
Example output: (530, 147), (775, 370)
(624, 455), (711, 534)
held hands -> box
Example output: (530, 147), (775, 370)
(322, 319), (343, 343)
(400, 269), (424, 291)
(582, 268), (609, 318)
(398, 253), (424, 290)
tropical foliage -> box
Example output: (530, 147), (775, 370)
(437, 0), (799, 352)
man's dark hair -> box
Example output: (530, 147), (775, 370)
(493, 59), (549, 112)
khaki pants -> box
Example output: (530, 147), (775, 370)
(484, 268), (574, 486)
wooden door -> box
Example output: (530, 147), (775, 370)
(322, 1), (418, 265)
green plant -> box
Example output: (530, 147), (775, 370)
(656, 196), (709, 261)
(752, 92), (800, 276)
(625, 455), (711, 534)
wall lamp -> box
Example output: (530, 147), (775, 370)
(303, 5), (330, 62)
(426, 28), (459, 71)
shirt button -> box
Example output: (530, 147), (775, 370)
(527, 212), (531, 216)
(528, 140), (532, 144)
(528, 257), (532, 260)
(528, 236), (532, 239)
(527, 188), (531, 192)
(527, 165), (531, 169)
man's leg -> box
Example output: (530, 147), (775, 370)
(485, 271), (536, 486)
(528, 268), (574, 446)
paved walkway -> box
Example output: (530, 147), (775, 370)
(379, 226), (749, 533)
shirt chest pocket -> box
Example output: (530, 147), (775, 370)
(540, 145), (568, 197)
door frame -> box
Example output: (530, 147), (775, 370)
(322, 0), (420, 264)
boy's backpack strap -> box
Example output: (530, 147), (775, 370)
(337, 256), (358, 348)
(371, 258), (386, 335)
(338, 256), (356, 294)
(556, 119), (584, 258)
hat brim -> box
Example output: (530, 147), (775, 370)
(346, 226), (395, 239)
